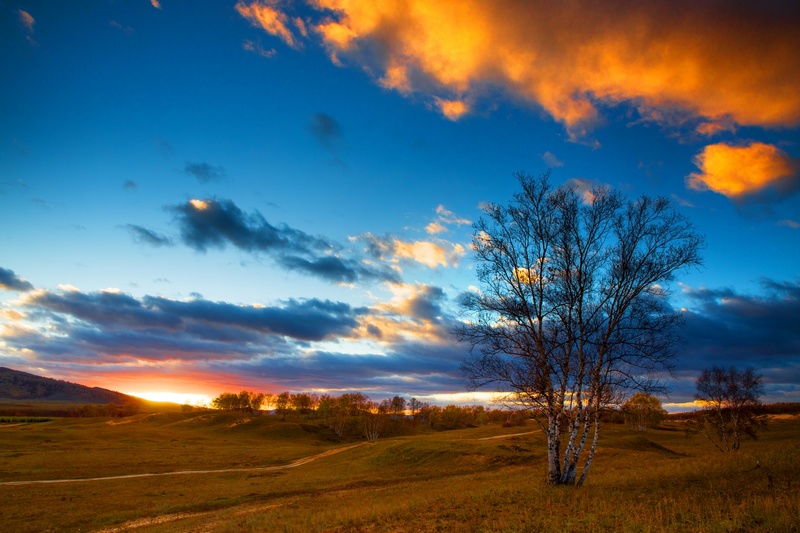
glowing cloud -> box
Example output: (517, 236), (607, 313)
(189, 199), (209, 210)
(436, 98), (469, 121)
(358, 283), (451, 345)
(150, 0), (162, 10)
(392, 240), (463, 268)
(564, 177), (600, 204)
(18, 10), (35, 32)
(425, 205), (470, 235)
(238, 1), (800, 137)
(687, 142), (798, 199)
(236, 1), (301, 49)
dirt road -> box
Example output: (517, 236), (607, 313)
(0, 442), (365, 487)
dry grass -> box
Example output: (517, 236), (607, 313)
(1, 412), (798, 532)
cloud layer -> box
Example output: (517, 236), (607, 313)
(1, 279), (466, 397)
(238, 1), (800, 139)
(669, 279), (800, 402)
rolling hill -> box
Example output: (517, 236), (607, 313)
(0, 367), (139, 405)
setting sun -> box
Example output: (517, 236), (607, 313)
(127, 391), (212, 407)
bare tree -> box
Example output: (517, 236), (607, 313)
(408, 397), (422, 417)
(361, 401), (385, 441)
(694, 365), (765, 452)
(455, 172), (703, 486)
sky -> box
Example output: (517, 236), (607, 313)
(1, 0), (799, 410)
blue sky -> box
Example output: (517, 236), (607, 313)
(1, 1), (799, 409)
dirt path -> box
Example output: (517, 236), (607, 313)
(476, 430), (538, 440)
(0, 443), (365, 487)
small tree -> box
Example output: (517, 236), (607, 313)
(361, 401), (385, 441)
(408, 397), (422, 417)
(622, 393), (666, 431)
(389, 396), (407, 417)
(456, 172), (703, 485)
(275, 392), (291, 420)
(694, 366), (765, 452)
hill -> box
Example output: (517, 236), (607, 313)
(0, 366), (139, 405)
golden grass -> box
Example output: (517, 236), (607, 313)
(1, 412), (798, 532)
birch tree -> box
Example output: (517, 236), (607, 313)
(455, 172), (703, 486)
(694, 365), (765, 452)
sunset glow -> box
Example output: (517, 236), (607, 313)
(128, 391), (212, 407)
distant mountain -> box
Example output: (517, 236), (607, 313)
(0, 367), (140, 405)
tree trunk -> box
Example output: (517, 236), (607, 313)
(576, 413), (600, 486)
(546, 415), (562, 484)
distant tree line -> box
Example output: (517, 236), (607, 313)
(210, 390), (524, 441)
(0, 402), (141, 418)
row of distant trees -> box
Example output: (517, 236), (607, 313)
(210, 380), (774, 447)
(209, 390), (527, 440)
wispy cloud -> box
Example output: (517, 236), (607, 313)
(236, 0), (301, 50)
(563, 177), (602, 205)
(308, 113), (342, 149)
(17, 9), (37, 45)
(425, 205), (470, 235)
(243, 39), (276, 58)
(542, 151), (564, 168)
(124, 225), (173, 247)
(109, 20), (135, 36)
(184, 162), (226, 183)
(18, 10), (35, 32)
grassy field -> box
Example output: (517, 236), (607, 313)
(1, 412), (798, 532)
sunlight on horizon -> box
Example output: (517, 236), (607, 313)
(128, 391), (212, 407)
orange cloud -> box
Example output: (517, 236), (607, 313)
(564, 177), (600, 204)
(243, 39), (276, 58)
(392, 239), (464, 268)
(687, 142), (798, 198)
(696, 120), (736, 137)
(425, 205), (470, 235)
(295, 1), (800, 135)
(436, 98), (469, 121)
(356, 283), (450, 344)
(150, 0), (162, 10)
(236, 1), (301, 49)
(18, 10), (34, 32)
(778, 219), (799, 229)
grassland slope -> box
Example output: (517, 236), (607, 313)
(0, 366), (137, 404)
